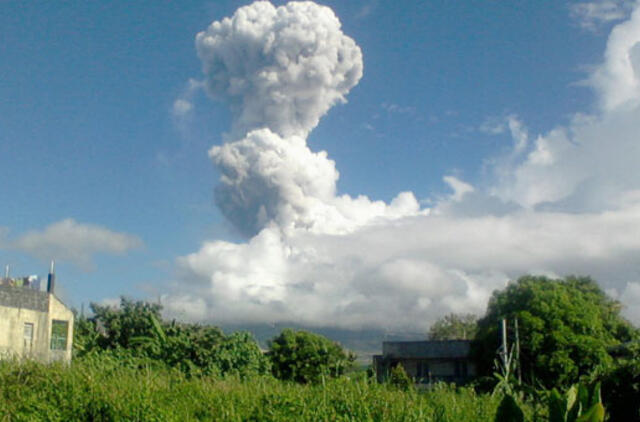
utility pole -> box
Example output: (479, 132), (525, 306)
(514, 318), (522, 383)
(500, 318), (508, 369)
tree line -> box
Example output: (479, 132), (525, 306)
(73, 274), (640, 419)
(73, 298), (355, 383)
(427, 275), (640, 420)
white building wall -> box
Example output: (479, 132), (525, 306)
(0, 288), (74, 363)
(0, 306), (50, 361)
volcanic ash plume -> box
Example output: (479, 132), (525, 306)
(197, 1), (423, 237)
(196, 0), (364, 139)
(168, 1), (428, 327)
(169, 1), (640, 329)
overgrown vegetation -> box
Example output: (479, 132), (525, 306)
(592, 342), (640, 420)
(74, 298), (271, 378)
(1, 275), (638, 420)
(0, 357), (515, 421)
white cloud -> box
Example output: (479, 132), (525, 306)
(491, 6), (640, 210)
(172, 99), (193, 117)
(442, 176), (474, 202)
(590, 3), (640, 111)
(381, 102), (415, 115)
(10, 219), (142, 269)
(167, 1), (640, 330)
(172, 78), (202, 118)
(171, 202), (640, 329)
(570, 1), (633, 31)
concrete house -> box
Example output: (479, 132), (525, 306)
(373, 340), (476, 385)
(0, 264), (74, 363)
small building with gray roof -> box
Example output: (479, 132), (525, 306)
(373, 339), (476, 385)
(0, 264), (74, 363)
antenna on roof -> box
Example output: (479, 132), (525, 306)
(47, 260), (56, 294)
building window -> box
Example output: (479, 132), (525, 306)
(23, 322), (34, 353)
(50, 320), (68, 350)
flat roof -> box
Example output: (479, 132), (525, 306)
(0, 285), (49, 312)
(381, 340), (472, 359)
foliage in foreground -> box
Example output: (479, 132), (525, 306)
(593, 341), (640, 420)
(0, 357), (517, 421)
(495, 382), (605, 422)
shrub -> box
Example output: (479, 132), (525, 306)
(389, 363), (413, 391)
(268, 329), (355, 383)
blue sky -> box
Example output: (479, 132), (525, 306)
(2, 0), (640, 329)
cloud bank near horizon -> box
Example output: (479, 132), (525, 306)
(167, 1), (640, 330)
(1, 219), (142, 270)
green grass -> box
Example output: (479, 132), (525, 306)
(0, 357), (528, 421)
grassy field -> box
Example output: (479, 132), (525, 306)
(0, 357), (531, 421)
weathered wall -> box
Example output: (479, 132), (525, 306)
(0, 285), (48, 312)
(0, 304), (50, 361)
(0, 287), (74, 363)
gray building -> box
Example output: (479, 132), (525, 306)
(373, 340), (476, 385)
(0, 265), (74, 363)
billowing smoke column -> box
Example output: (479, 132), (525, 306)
(168, 1), (428, 328)
(196, 1), (421, 237)
(196, 1), (363, 139)
(168, 1), (640, 329)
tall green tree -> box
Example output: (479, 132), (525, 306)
(268, 329), (355, 384)
(474, 275), (638, 389)
(428, 313), (478, 340)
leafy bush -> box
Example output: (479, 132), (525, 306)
(268, 329), (355, 383)
(210, 331), (271, 378)
(389, 363), (413, 391)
